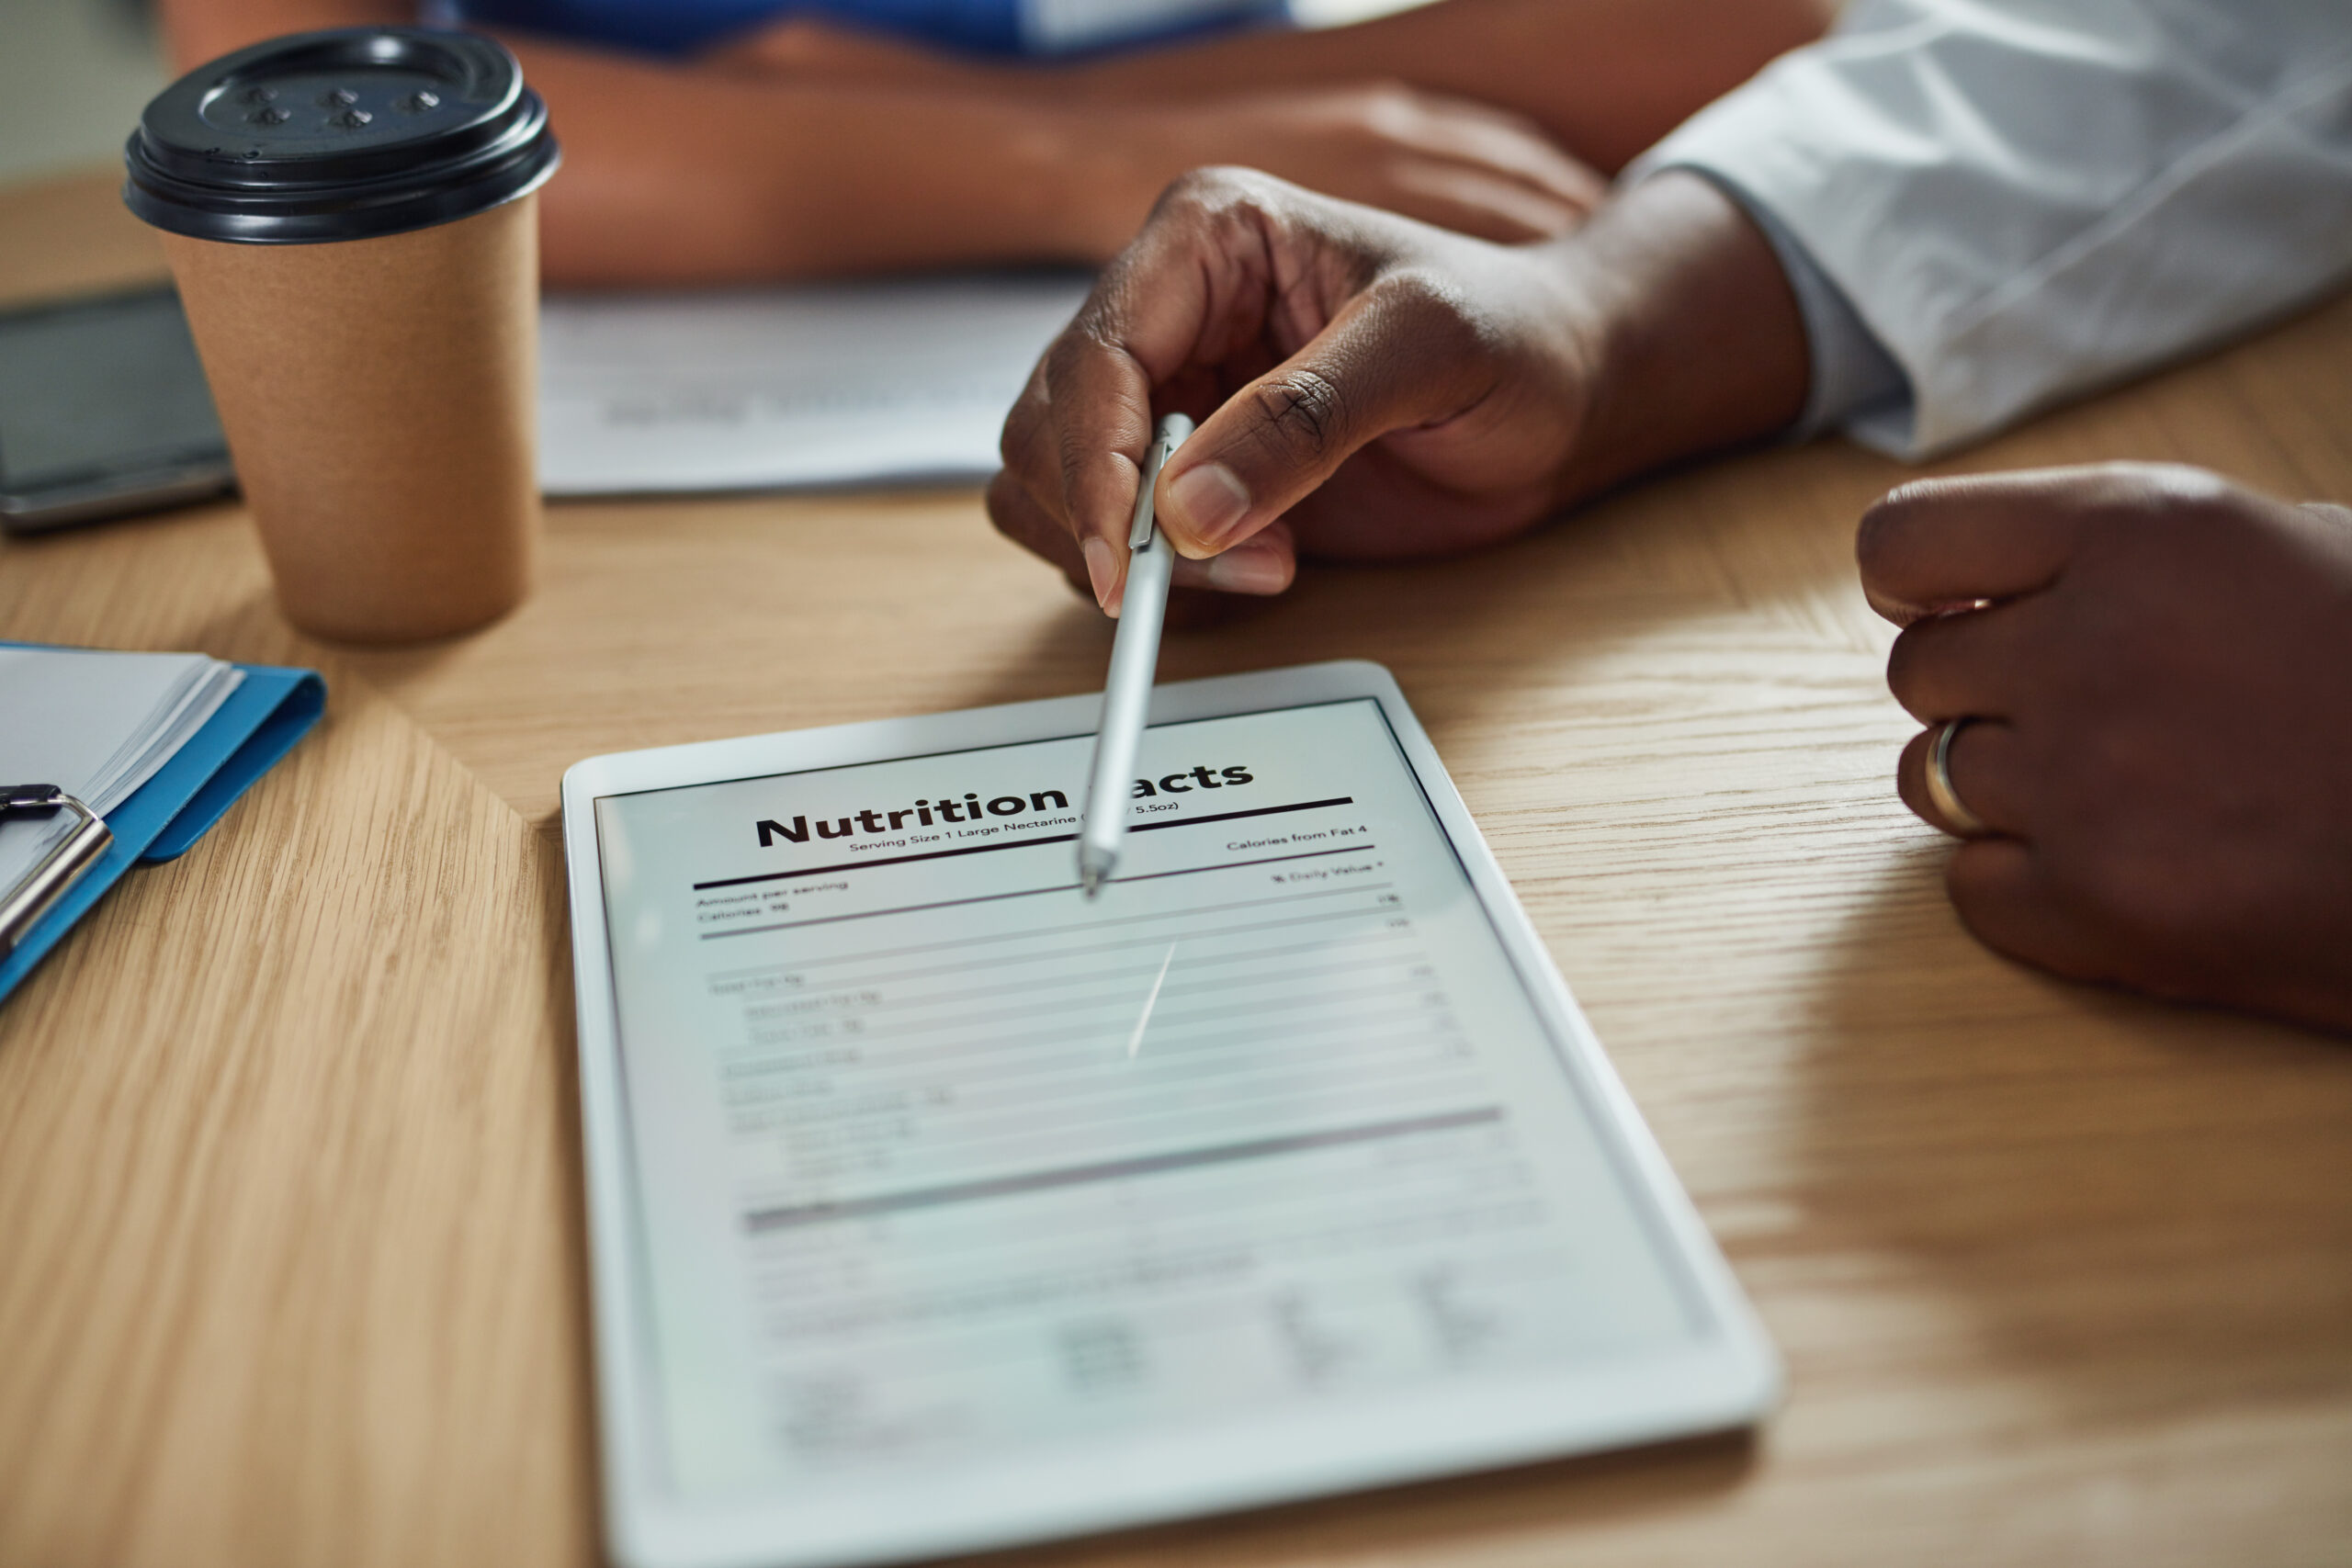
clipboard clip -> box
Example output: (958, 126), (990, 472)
(0, 784), (113, 955)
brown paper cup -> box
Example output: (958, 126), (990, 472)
(162, 193), (540, 644)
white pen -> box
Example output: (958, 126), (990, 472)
(1077, 411), (1193, 899)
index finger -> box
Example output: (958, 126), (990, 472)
(1022, 186), (1293, 610)
(1855, 468), (2107, 626)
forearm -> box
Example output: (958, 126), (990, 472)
(501, 42), (1133, 284)
(1548, 171), (1809, 501)
(1627, 0), (2352, 459)
(162, 0), (402, 66)
(1050, 0), (1836, 171)
(161, 0), (1147, 283)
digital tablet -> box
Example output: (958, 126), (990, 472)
(560, 660), (1778, 1568)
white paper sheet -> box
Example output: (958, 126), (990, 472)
(537, 273), (1095, 496)
(0, 646), (241, 894)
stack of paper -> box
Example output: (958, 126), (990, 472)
(537, 272), (1095, 496)
(0, 646), (242, 894)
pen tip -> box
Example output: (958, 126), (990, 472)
(1080, 865), (1102, 900)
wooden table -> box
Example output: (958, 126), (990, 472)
(3, 166), (2348, 1568)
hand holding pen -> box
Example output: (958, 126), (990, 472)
(986, 169), (1788, 611)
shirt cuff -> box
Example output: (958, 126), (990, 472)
(1635, 164), (1914, 445)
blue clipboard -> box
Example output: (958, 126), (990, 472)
(0, 651), (324, 1005)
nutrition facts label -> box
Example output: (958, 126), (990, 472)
(592, 700), (1696, 1498)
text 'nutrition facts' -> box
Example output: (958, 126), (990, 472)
(594, 700), (1692, 1497)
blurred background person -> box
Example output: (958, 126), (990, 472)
(160, 0), (1830, 284)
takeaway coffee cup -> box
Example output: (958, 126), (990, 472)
(124, 28), (559, 643)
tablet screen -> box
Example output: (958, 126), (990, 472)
(590, 696), (1709, 1506)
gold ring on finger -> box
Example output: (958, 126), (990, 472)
(1925, 716), (1993, 839)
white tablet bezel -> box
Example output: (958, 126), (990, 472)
(561, 660), (1779, 1568)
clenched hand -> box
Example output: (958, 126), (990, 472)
(989, 166), (1807, 614)
(1863, 464), (2352, 1033)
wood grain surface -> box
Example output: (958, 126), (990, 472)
(2, 166), (2347, 1568)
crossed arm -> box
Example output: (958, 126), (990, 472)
(159, 0), (1829, 285)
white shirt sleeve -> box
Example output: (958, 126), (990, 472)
(1627, 0), (2352, 459)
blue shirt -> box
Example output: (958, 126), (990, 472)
(453, 0), (1288, 59)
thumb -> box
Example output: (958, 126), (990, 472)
(1155, 272), (1490, 558)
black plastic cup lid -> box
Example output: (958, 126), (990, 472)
(124, 28), (559, 245)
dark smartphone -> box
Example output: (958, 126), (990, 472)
(0, 284), (234, 534)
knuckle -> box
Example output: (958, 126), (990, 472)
(1039, 325), (1096, 391)
(1053, 423), (1098, 502)
(2067, 467), (2265, 588)
(1158, 165), (1228, 214)
(1143, 166), (1311, 260)
(1248, 367), (1350, 460)
(1159, 164), (1272, 222)
(2071, 462), (2239, 543)
(2091, 460), (2232, 509)
(1871, 474), (1971, 513)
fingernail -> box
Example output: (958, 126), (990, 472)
(1080, 536), (1118, 612)
(1164, 462), (1251, 548)
(1203, 543), (1290, 595)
